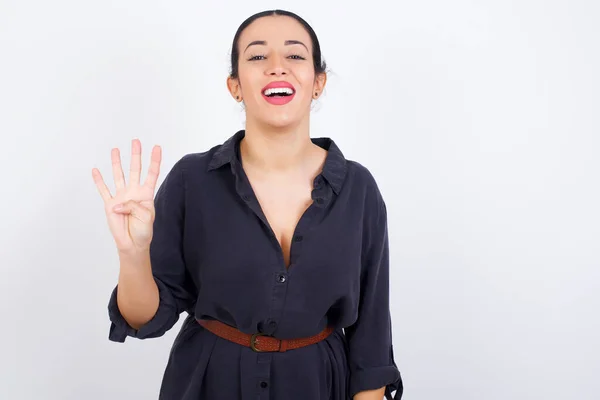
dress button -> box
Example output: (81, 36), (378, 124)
(268, 320), (278, 329)
(277, 274), (287, 283)
(294, 235), (303, 242)
(316, 198), (324, 204)
(242, 194), (251, 201)
(260, 381), (268, 388)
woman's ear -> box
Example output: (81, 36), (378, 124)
(227, 76), (243, 102)
(313, 72), (327, 98)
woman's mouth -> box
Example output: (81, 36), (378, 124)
(261, 83), (296, 105)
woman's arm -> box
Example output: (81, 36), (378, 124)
(116, 249), (159, 330)
(354, 387), (386, 400)
(107, 158), (197, 342)
(345, 190), (402, 399)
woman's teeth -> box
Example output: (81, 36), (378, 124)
(263, 87), (294, 97)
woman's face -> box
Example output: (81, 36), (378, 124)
(228, 15), (326, 129)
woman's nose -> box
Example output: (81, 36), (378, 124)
(268, 67), (287, 76)
(265, 56), (288, 76)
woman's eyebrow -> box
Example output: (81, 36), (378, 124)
(244, 40), (308, 53)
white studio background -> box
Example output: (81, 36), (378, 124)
(0, 1), (598, 399)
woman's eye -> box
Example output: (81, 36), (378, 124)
(248, 54), (306, 61)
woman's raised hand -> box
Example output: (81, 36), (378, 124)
(92, 139), (162, 254)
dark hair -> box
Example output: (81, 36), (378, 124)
(229, 9), (327, 80)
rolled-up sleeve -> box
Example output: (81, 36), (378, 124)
(108, 158), (197, 343)
(345, 198), (403, 399)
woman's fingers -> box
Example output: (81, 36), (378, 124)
(91, 167), (112, 202)
(144, 145), (162, 191)
(102, 139), (161, 197)
(111, 148), (126, 192)
(130, 138), (142, 186)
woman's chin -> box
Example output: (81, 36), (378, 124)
(257, 114), (299, 129)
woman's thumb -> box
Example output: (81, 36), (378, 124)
(113, 200), (152, 222)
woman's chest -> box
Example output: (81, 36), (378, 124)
(181, 186), (365, 290)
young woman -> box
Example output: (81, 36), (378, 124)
(92, 9), (403, 400)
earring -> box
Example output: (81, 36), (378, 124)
(314, 92), (318, 97)
(236, 96), (239, 99)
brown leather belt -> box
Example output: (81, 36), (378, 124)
(197, 319), (334, 353)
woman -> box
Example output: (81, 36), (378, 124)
(92, 9), (403, 400)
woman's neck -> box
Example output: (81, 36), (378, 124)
(240, 118), (316, 173)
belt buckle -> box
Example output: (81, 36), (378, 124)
(250, 332), (267, 352)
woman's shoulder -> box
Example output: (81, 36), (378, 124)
(345, 159), (378, 186)
(154, 144), (226, 195)
(343, 159), (386, 207)
(174, 144), (223, 172)
(173, 131), (243, 174)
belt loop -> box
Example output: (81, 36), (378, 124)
(279, 339), (289, 353)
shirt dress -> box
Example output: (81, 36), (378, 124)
(107, 129), (403, 399)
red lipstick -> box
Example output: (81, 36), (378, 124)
(261, 81), (296, 105)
